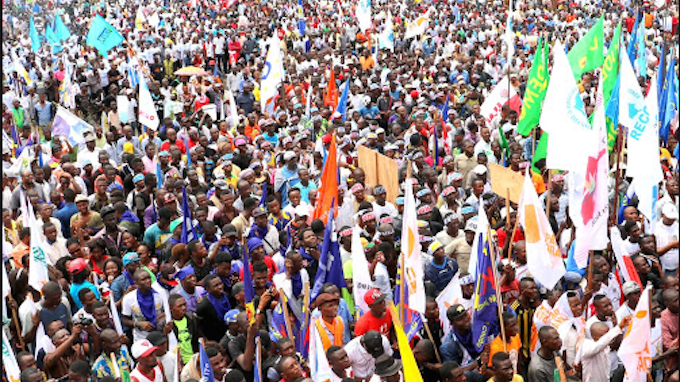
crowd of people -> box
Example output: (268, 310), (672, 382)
(1, 0), (679, 380)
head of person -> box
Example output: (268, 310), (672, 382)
(276, 356), (304, 382)
(360, 330), (385, 358)
(364, 288), (386, 318)
(447, 304), (471, 333)
(490, 352), (514, 382)
(440, 361), (465, 382)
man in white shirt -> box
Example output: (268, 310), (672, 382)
(344, 330), (393, 380)
(78, 134), (102, 173)
(121, 269), (167, 342)
(42, 222), (68, 265)
(654, 204), (679, 274)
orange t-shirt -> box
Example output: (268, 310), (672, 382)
(488, 334), (522, 367)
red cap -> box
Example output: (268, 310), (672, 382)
(69, 258), (89, 275)
(364, 288), (386, 306)
(322, 134), (332, 145)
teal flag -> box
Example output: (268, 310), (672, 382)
(86, 15), (124, 55)
(54, 14), (71, 41)
(30, 17), (41, 53)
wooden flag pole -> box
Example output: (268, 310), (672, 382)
(613, 127), (624, 224)
(7, 294), (25, 349)
(422, 319), (442, 363)
(545, 171), (552, 218)
(555, 355), (567, 382)
(278, 288), (295, 342)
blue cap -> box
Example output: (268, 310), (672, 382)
(224, 309), (240, 324)
(175, 265), (195, 281)
(396, 197), (405, 206)
(133, 174), (145, 183)
(122, 252), (140, 266)
(159, 150), (170, 157)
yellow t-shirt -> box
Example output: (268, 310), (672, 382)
(487, 334), (522, 368)
(487, 376), (524, 382)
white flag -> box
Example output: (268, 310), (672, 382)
(480, 76), (517, 127)
(618, 286), (652, 382)
(351, 228), (374, 316)
(404, 11), (430, 40)
(517, 170), (566, 289)
(539, 40), (595, 172)
(260, 35), (284, 113)
(309, 320), (335, 382)
(27, 203), (49, 293)
(379, 12), (395, 51)
(504, 0), (515, 70)
(2, 331), (21, 382)
(138, 69), (160, 130)
(356, 0), (372, 32)
(573, 79), (609, 267)
(226, 88), (239, 129)
(435, 273), (463, 335)
(401, 178), (425, 313)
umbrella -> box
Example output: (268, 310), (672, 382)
(174, 66), (210, 76)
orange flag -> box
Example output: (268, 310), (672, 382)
(312, 134), (338, 223)
(324, 67), (338, 112)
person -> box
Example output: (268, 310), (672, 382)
(327, 346), (353, 382)
(487, 312), (521, 372)
(121, 269), (167, 342)
(581, 316), (631, 382)
(91, 329), (134, 379)
(130, 339), (163, 382)
(344, 330), (392, 380)
(440, 304), (486, 380)
(527, 326), (562, 382)
(424, 240), (458, 294)
(167, 293), (199, 364)
(195, 274), (231, 342)
(371, 353), (402, 382)
(440, 361), (466, 382)
(354, 289), (392, 337)
(312, 292), (346, 352)
(171, 265), (205, 314)
(146, 331), (177, 382)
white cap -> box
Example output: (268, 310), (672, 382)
(662, 204), (678, 220)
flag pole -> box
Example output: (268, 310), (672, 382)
(422, 319), (442, 363)
(278, 289), (295, 342)
(7, 294), (24, 349)
(545, 172), (552, 218)
(613, 127), (624, 224)
(487, 226), (507, 353)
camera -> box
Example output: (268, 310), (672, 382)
(73, 313), (93, 326)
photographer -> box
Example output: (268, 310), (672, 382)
(43, 325), (86, 379)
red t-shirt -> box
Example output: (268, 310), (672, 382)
(496, 228), (525, 249)
(239, 256), (278, 281)
(160, 139), (186, 155)
(354, 309), (393, 337)
(500, 280), (520, 306)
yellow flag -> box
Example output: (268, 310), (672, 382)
(388, 302), (424, 382)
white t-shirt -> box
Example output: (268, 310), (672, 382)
(372, 201), (397, 219)
(653, 221), (679, 271)
(344, 334), (392, 378)
(130, 365), (164, 382)
(121, 290), (166, 341)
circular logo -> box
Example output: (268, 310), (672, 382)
(262, 62), (272, 80)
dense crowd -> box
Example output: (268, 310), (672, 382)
(1, 0), (679, 381)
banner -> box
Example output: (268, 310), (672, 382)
(138, 69), (160, 130)
(2, 331), (21, 382)
(517, 39), (548, 136)
(488, 162), (525, 204)
(618, 286), (652, 382)
(471, 225), (498, 353)
(356, 146), (399, 204)
(312, 135), (338, 223)
(52, 107), (93, 147)
(352, 229), (374, 316)
(436, 273), (463, 335)
(30, 17), (41, 53)
(404, 11), (430, 39)
(480, 76), (518, 127)
(389, 303), (424, 382)
(356, 0), (372, 32)
(86, 14), (124, 55)
(27, 203), (49, 292)
(566, 16), (604, 79)
(311, 207), (346, 300)
(308, 321), (334, 382)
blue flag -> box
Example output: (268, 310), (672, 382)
(199, 342), (215, 382)
(156, 160), (163, 189)
(183, 132), (192, 167)
(86, 15), (124, 55)
(180, 187), (197, 244)
(626, 11), (640, 64)
(394, 260), (424, 341)
(442, 94), (451, 123)
(605, 74), (621, 133)
(243, 237), (256, 323)
(657, 44), (665, 101)
(471, 231), (499, 353)
(297, 0), (306, 35)
(54, 13), (71, 41)
(259, 179), (268, 208)
(310, 202), (346, 301)
(660, 57), (677, 144)
(336, 80), (350, 122)
(30, 18), (41, 53)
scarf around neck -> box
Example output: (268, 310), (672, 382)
(137, 289), (158, 325)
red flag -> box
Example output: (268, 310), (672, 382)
(312, 134), (338, 223)
(324, 67), (338, 112)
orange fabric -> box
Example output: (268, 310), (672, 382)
(315, 317), (344, 352)
(360, 56), (376, 71)
(531, 171), (546, 194)
(324, 67), (338, 112)
(488, 334), (522, 367)
(312, 135), (338, 223)
(11, 241), (29, 269)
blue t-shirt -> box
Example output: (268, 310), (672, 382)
(143, 224), (172, 255)
(70, 281), (101, 310)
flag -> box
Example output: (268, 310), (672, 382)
(44, 19), (58, 45)
(351, 228), (374, 316)
(11, 51), (33, 88)
(356, 0), (372, 32)
(260, 35), (284, 113)
(156, 161), (163, 189)
(467, 196), (490, 277)
(243, 236), (256, 324)
(335, 81), (350, 122)
(480, 76), (519, 127)
(305, 84), (313, 120)
(297, 0), (306, 35)
(311, 204), (346, 300)
(504, 1), (515, 71)
(471, 229), (498, 353)
(180, 187), (197, 244)
(258, 180), (268, 208)
(549, 292), (586, 362)
(618, 286), (652, 382)
(657, 44), (666, 102)
(183, 132), (192, 167)
(378, 12), (394, 51)
(30, 17), (41, 53)
(324, 67), (338, 113)
(441, 95), (451, 154)
(566, 16), (604, 79)
(199, 342), (215, 382)
(404, 11), (429, 39)
(138, 69), (160, 131)
(626, 11), (640, 64)
(610, 227), (642, 287)
(226, 88), (239, 128)
(308, 321), (334, 382)
(517, 38), (549, 136)
(388, 302), (424, 382)
(52, 106), (93, 147)
(605, 76), (621, 152)
(86, 14), (124, 55)
(539, 40), (594, 172)
(436, 273), (463, 335)
(517, 170), (566, 289)
(312, 135), (338, 223)
(603, 23), (621, 105)
(1, 259), (11, 334)
(28, 203), (49, 293)
(59, 62), (77, 109)
(54, 13), (71, 41)
(573, 80), (609, 268)
(2, 331), (21, 382)
(636, 17), (646, 78)
(399, 177), (425, 313)
(660, 56), (677, 144)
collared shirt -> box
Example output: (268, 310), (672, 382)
(170, 285), (205, 314)
(344, 334), (392, 378)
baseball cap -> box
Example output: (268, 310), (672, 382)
(364, 288), (386, 307)
(122, 252), (140, 266)
(131, 339), (159, 358)
(362, 330), (384, 354)
(75, 195), (89, 204)
(68, 258), (89, 275)
(447, 304), (468, 321)
(223, 224), (238, 238)
(146, 331), (168, 347)
(85, 134), (96, 142)
(133, 174), (145, 184)
(294, 205), (309, 217)
(164, 193), (177, 203)
(224, 309), (240, 324)
(661, 204), (678, 220)
(252, 207), (267, 218)
(464, 219), (478, 232)
(622, 281), (642, 296)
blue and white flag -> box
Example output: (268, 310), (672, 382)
(52, 107), (93, 146)
(86, 15), (124, 55)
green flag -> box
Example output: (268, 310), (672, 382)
(517, 39), (549, 136)
(567, 16), (604, 79)
(531, 132), (548, 174)
(602, 22), (621, 104)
